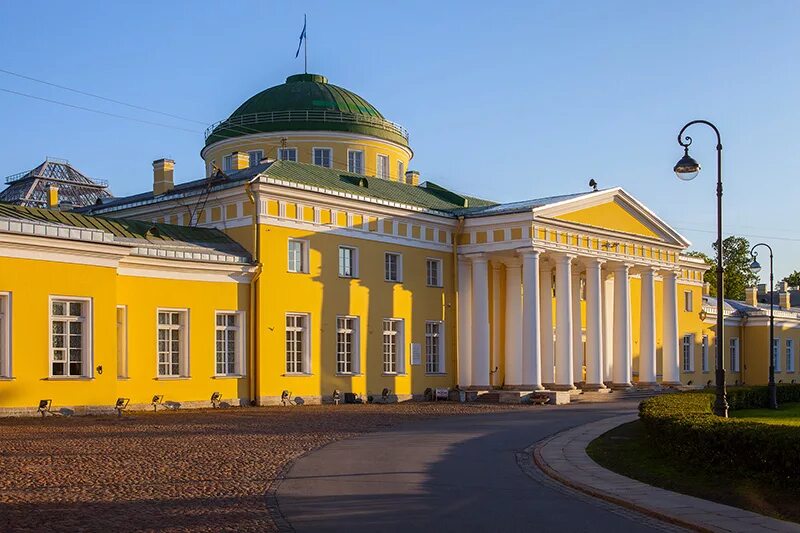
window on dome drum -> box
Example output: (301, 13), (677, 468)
(681, 334), (694, 372)
(248, 150), (263, 167)
(223, 155), (233, 172)
(729, 337), (740, 372)
(683, 291), (693, 312)
(279, 148), (297, 162)
(336, 316), (359, 374)
(285, 313), (309, 374)
(116, 306), (127, 379)
(398, 161), (405, 183)
(772, 338), (781, 372)
(383, 319), (405, 374)
(348, 150), (364, 174)
(216, 312), (243, 376)
(338, 246), (357, 278)
(288, 239), (308, 273)
(157, 310), (188, 377)
(426, 258), (442, 287)
(0, 293), (10, 378)
(701, 335), (709, 372)
(385, 252), (402, 282)
(376, 154), (389, 179)
(787, 339), (795, 372)
(50, 298), (91, 378)
(425, 321), (445, 374)
(313, 148), (332, 168)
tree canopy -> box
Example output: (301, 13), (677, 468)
(685, 236), (759, 300)
(784, 271), (800, 288)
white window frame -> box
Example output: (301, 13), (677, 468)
(398, 160), (405, 182)
(772, 337), (781, 372)
(116, 305), (127, 379)
(425, 320), (445, 374)
(382, 318), (406, 375)
(385, 252), (403, 282)
(376, 154), (389, 179)
(285, 313), (311, 375)
(701, 335), (709, 372)
(730, 337), (740, 373)
(336, 316), (360, 375)
(156, 309), (189, 378)
(248, 150), (264, 167)
(426, 258), (443, 287)
(0, 292), (10, 378)
(223, 154), (233, 172)
(681, 334), (694, 372)
(215, 311), (245, 376)
(684, 290), (693, 312)
(348, 149), (364, 174)
(49, 296), (92, 378)
(338, 246), (358, 278)
(287, 238), (309, 273)
(787, 339), (795, 373)
(313, 147), (333, 168)
(278, 147), (298, 162)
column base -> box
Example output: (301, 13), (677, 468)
(660, 381), (682, 387)
(611, 382), (633, 390)
(543, 382), (556, 390)
(551, 383), (577, 391)
(582, 383), (608, 392)
(636, 381), (660, 389)
(520, 384), (546, 391)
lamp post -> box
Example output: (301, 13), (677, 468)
(674, 120), (728, 417)
(749, 244), (778, 409)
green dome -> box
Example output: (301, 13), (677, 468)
(205, 73), (408, 147)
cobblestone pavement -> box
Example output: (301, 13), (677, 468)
(0, 403), (522, 533)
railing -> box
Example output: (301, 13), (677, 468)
(205, 110), (409, 142)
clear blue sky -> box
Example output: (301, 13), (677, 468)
(2, 1), (799, 279)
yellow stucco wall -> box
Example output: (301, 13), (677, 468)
(553, 200), (660, 238)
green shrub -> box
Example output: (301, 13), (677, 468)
(727, 384), (800, 410)
(639, 393), (800, 488)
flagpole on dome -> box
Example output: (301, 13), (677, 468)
(295, 15), (308, 74)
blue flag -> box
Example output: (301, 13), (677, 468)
(295, 16), (306, 58)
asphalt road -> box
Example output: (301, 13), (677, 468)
(276, 401), (684, 532)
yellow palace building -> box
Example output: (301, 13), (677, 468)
(0, 72), (775, 415)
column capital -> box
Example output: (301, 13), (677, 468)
(515, 246), (544, 258)
(491, 260), (504, 271)
(464, 252), (489, 264)
(583, 256), (606, 270)
(501, 256), (522, 268)
(551, 251), (577, 264)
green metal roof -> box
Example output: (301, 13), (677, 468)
(205, 74), (409, 148)
(262, 161), (496, 213)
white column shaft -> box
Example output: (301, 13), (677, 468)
(522, 251), (543, 390)
(585, 260), (605, 388)
(540, 265), (555, 385)
(471, 256), (491, 388)
(554, 255), (575, 389)
(572, 271), (583, 384)
(602, 274), (615, 384)
(504, 261), (523, 386)
(639, 268), (657, 384)
(491, 264), (502, 387)
(457, 259), (473, 387)
(662, 271), (681, 384)
(612, 264), (632, 388)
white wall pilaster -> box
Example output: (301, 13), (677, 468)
(491, 262), (503, 387)
(457, 259), (473, 387)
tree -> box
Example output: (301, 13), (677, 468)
(784, 270), (800, 288)
(685, 236), (758, 300)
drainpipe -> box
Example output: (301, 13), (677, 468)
(453, 216), (466, 384)
(245, 177), (263, 405)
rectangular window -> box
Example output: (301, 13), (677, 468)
(376, 154), (389, 179)
(0, 293), (9, 378)
(278, 148), (297, 162)
(772, 338), (781, 372)
(348, 150), (364, 174)
(338, 246), (357, 278)
(50, 298), (91, 377)
(248, 150), (264, 167)
(385, 252), (402, 282)
(684, 291), (693, 312)
(223, 154), (233, 172)
(383, 319), (405, 374)
(157, 310), (188, 377)
(398, 161), (405, 182)
(425, 321), (445, 374)
(728, 337), (740, 372)
(787, 339), (795, 372)
(216, 312), (243, 376)
(681, 334), (694, 372)
(285, 314), (309, 374)
(288, 239), (308, 273)
(426, 258), (442, 287)
(701, 335), (709, 372)
(336, 316), (360, 374)
(313, 147), (332, 168)
(116, 306), (127, 379)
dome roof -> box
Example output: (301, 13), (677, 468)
(205, 74), (408, 148)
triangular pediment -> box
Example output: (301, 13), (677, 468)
(533, 188), (689, 247)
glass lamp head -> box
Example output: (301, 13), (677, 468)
(674, 149), (701, 181)
(749, 258), (762, 275)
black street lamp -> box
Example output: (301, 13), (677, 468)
(674, 120), (728, 417)
(749, 244), (778, 409)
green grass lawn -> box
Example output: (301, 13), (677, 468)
(729, 402), (800, 426)
(587, 419), (800, 523)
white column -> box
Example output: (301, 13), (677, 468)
(639, 267), (657, 385)
(612, 263), (633, 389)
(540, 262), (555, 386)
(572, 270), (583, 385)
(504, 258), (523, 387)
(584, 258), (606, 390)
(602, 273), (614, 385)
(521, 249), (543, 390)
(491, 262), (502, 387)
(470, 254), (490, 388)
(662, 270), (681, 385)
(457, 259), (472, 387)
(554, 254), (576, 390)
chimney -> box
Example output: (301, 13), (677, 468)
(47, 184), (59, 209)
(745, 286), (758, 306)
(779, 280), (789, 292)
(780, 290), (791, 309)
(231, 151), (249, 171)
(703, 282), (711, 296)
(405, 170), (420, 186)
(153, 159), (175, 195)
